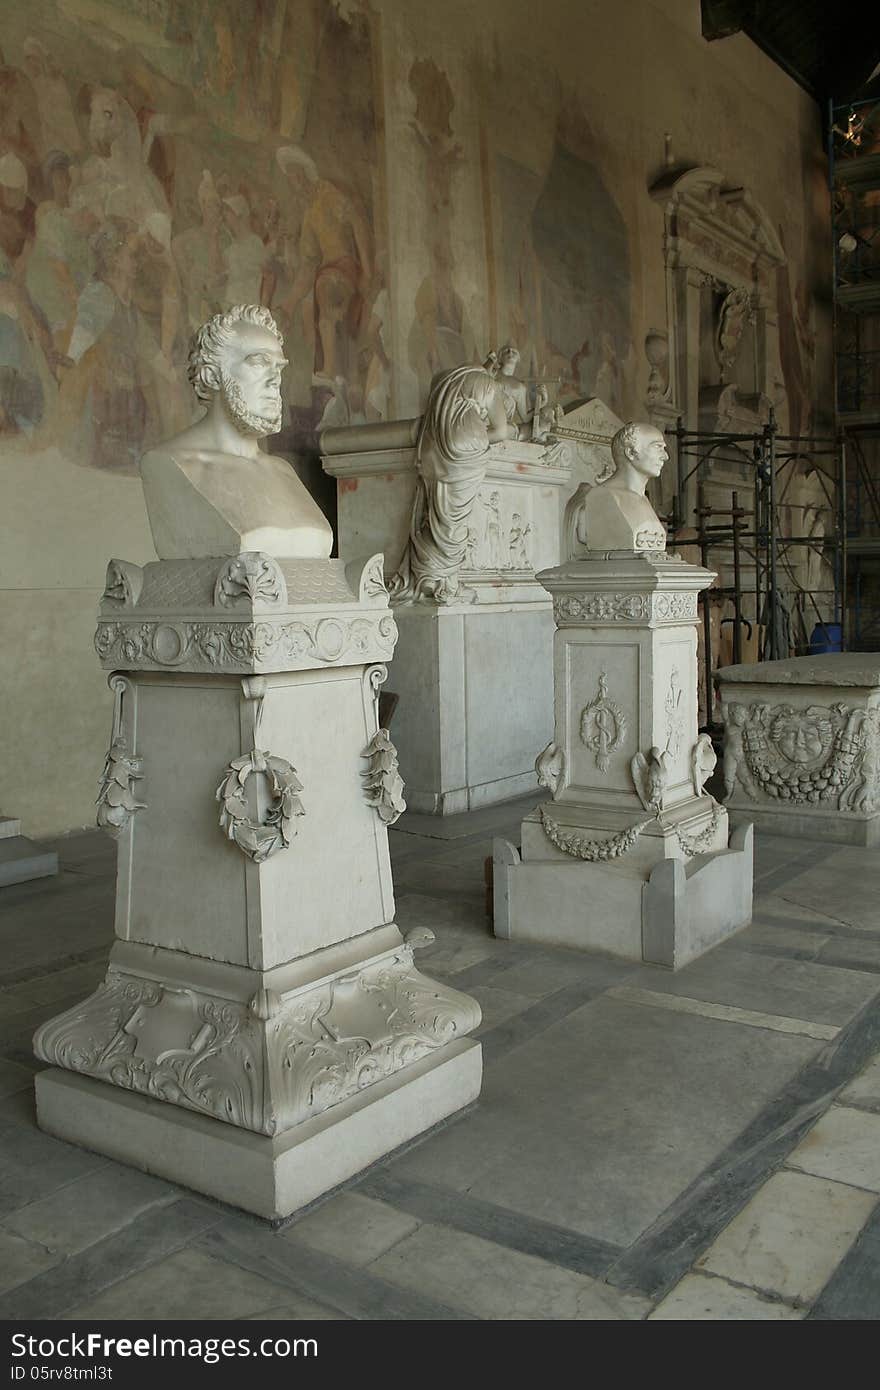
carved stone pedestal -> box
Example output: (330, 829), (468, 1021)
(717, 654), (880, 846)
(34, 553), (482, 1219)
(322, 420), (571, 813)
(493, 553), (754, 969)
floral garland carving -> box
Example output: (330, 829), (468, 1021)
(674, 803), (723, 857)
(539, 805), (651, 862)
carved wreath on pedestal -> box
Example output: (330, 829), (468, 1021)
(216, 749), (305, 862)
(579, 670), (627, 772)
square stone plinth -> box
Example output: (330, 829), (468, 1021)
(718, 655), (880, 846)
(390, 603), (553, 815)
(35, 1040), (482, 1221)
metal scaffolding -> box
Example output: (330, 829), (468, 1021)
(829, 94), (880, 649)
(665, 413), (845, 723)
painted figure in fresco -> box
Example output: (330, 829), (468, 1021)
(220, 194), (265, 307)
(276, 145), (373, 384)
(0, 49), (42, 193)
(20, 38), (82, 161)
(565, 422), (668, 554)
(60, 220), (146, 469)
(172, 170), (228, 332)
(139, 304), (332, 560)
(73, 87), (168, 226)
(0, 150), (54, 434)
(25, 152), (91, 355)
(389, 364), (517, 604)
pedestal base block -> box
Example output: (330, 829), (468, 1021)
(391, 603), (553, 815)
(724, 799), (880, 846)
(494, 823), (752, 969)
(36, 1040), (482, 1221)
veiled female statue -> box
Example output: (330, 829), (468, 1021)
(389, 363), (515, 603)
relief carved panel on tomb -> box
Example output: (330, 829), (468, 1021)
(723, 701), (880, 810)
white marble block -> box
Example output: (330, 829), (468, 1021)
(34, 307), (481, 1218)
(322, 411), (572, 814)
(33, 553), (482, 1215)
(717, 654), (880, 846)
(493, 549), (754, 968)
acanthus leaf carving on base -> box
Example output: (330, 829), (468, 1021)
(33, 954), (481, 1138)
(213, 552), (287, 608)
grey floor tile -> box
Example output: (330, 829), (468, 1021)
(197, 1219), (469, 1320)
(809, 1204), (880, 1319)
(469, 982), (534, 1033)
(281, 1193), (420, 1267)
(839, 1052), (880, 1112)
(369, 1223), (650, 1320)
(0, 1198), (222, 1319)
(0, 1059), (35, 1099)
(696, 1170), (876, 1302)
(3, 1164), (178, 1256)
(0, 1228), (64, 1294)
(627, 946), (880, 1028)
(787, 1105), (880, 1192)
(649, 1272), (803, 1320)
(390, 995), (818, 1247)
(62, 1246), (300, 1321)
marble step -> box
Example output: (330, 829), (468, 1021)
(0, 836), (59, 888)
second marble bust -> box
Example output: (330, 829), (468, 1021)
(565, 421), (669, 556)
(141, 305), (333, 560)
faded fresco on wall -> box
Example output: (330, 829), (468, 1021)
(406, 58), (477, 404)
(0, 0), (386, 472)
(486, 98), (632, 416)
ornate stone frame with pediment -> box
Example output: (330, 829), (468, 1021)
(646, 166), (788, 517)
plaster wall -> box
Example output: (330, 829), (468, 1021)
(0, 0), (830, 834)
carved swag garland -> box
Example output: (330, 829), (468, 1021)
(727, 701), (880, 808)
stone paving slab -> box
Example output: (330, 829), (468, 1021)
(787, 1105), (880, 1192)
(368, 1223), (651, 1320)
(390, 994), (819, 1247)
(649, 1272), (803, 1320)
(280, 1192), (421, 1268)
(2, 822), (880, 1320)
(696, 1170), (877, 1302)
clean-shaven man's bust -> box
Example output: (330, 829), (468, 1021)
(140, 304), (333, 559)
(571, 421), (668, 553)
